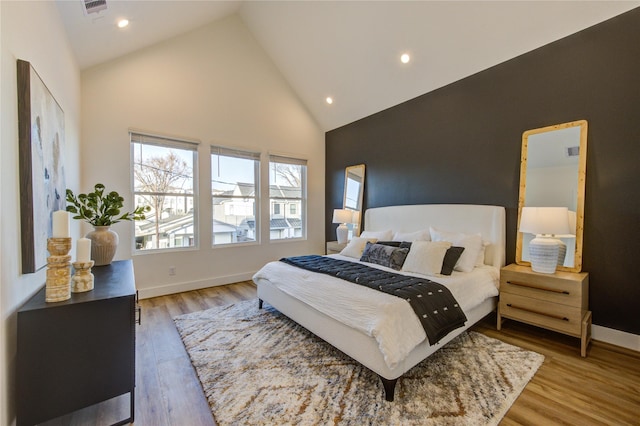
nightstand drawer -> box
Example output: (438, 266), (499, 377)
(500, 293), (583, 336)
(501, 276), (583, 307)
(501, 266), (587, 309)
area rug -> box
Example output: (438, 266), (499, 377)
(174, 300), (544, 425)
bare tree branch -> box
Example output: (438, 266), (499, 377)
(274, 164), (301, 187)
(134, 151), (191, 249)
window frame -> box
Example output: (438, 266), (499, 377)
(268, 154), (307, 241)
(211, 145), (261, 247)
(130, 132), (199, 253)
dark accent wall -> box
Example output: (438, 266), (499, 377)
(326, 9), (640, 335)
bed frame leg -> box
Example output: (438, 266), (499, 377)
(258, 298), (263, 309)
(379, 376), (398, 402)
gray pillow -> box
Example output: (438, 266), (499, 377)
(360, 242), (409, 270)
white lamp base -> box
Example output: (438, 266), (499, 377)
(529, 236), (561, 274)
(556, 240), (567, 267)
(336, 224), (348, 244)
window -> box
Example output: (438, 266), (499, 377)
(131, 132), (198, 251)
(211, 146), (260, 245)
(269, 155), (307, 240)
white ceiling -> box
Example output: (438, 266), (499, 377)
(56, 1), (639, 131)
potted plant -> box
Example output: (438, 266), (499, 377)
(66, 183), (150, 265)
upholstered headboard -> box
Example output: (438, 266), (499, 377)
(364, 204), (506, 268)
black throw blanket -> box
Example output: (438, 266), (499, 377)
(280, 255), (467, 344)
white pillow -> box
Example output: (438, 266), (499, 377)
(340, 237), (378, 259)
(392, 229), (431, 242)
(401, 241), (452, 276)
(429, 227), (483, 273)
(360, 230), (393, 241)
(476, 241), (490, 266)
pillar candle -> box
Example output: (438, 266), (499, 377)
(76, 237), (91, 262)
(52, 210), (70, 238)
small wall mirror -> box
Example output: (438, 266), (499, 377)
(343, 164), (365, 236)
(516, 120), (587, 273)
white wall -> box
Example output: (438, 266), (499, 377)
(0, 3), (4, 423)
(0, 3), (4, 422)
(0, 1), (81, 424)
(81, 14), (325, 298)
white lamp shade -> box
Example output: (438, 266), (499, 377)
(519, 207), (571, 236)
(332, 209), (352, 224)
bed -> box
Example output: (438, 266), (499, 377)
(253, 204), (506, 401)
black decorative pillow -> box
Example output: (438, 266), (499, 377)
(376, 241), (412, 250)
(376, 241), (401, 247)
(360, 242), (409, 270)
(441, 246), (465, 275)
(399, 241), (412, 250)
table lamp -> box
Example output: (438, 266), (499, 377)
(519, 207), (571, 274)
(332, 209), (352, 244)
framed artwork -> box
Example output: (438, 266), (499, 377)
(17, 59), (66, 273)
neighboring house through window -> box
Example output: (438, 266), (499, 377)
(269, 155), (307, 240)
(211, 146), (260, 245)
(131, 132), (198, 251)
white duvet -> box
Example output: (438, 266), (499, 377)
(253, 254), (499, 369)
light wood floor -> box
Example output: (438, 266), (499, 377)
(46, 281), (639, 425)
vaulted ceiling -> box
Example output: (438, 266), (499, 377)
(56, 1), (639, 131)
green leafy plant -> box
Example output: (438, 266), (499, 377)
(66, 183), (150, 226)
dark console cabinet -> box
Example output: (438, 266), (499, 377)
(17, 260), (136, 426)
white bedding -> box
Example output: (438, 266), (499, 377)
(253, 254), (499, 369)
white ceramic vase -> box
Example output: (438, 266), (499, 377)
(86, 226), (119, 266)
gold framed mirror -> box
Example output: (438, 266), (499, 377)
(516, 120), (587, 273)
(343, 164), (365, 236)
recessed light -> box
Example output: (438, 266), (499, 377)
(326, 97), (333, 105)
(117, 19), (129, 29)
(400, 53), (410, 64)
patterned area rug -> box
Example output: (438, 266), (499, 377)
(174, 300), (544, 425)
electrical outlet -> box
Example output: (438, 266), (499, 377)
(169, 266), (176, 276)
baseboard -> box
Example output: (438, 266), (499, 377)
(592, 324), (640, 352)
(137, 272), (256, 299)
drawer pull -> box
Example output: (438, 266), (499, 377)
(506, 303), (569, 321)
(507, 280), (570, 294)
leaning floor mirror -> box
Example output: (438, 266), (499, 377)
(343, 164), (365, 237)
(516, 120), (588, 273)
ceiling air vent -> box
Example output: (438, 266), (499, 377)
(566, 146), (580, 157)
(82, 0), (107, 15)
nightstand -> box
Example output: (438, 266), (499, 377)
(497, 263), (591, 357)
(326, 241), (347, 254)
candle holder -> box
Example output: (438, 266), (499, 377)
(72, 260), (95, 293)
(46, 237), (72, 302)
